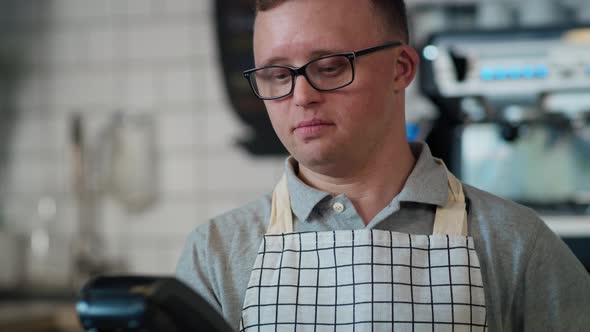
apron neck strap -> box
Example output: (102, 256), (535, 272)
(267, 174), (294, 234)
(267, 159), (468, 236)
(432, 159), (468, 236)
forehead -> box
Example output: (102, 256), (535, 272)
(253, 0), (386, 65)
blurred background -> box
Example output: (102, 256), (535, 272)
(0, 0), (588, 331)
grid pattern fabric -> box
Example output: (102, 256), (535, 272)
(239, 229), (487, 332)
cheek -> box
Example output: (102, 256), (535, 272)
(341, 84), (387, 119)
(331, 98), (374, 139)
(335, 88), (394, 141)
(265, 103), (291, 136)
(355, 59), (396, 95)
(353, 74), (397, 119)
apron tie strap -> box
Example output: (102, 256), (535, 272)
(267, 174), (293, 234)
(433, 158), (468, 236)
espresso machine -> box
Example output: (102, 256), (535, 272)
(419, 25), (590, 269)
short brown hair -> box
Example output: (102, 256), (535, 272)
(255, 0), (410, 43)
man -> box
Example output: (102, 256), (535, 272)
(177, 0), (590, 330)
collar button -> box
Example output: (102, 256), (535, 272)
(332, 202), (345, 213)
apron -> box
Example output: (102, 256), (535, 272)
(239, 163), (487, 331)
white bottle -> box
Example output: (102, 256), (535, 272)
(25, 196), (71, 290)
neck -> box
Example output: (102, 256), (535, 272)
(297, 142), (416, 224)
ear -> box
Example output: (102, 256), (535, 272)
(393, 45), (419, 90)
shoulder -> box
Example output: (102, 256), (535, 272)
(462, 184), (547, 282)
(208, 192), (271, 232)
(190, 193), (272, 252)
(176, 194), (273, 324)
(463, 185), (590, 329)
(178, 193), (272, 286)
(463, 183), (544, 239)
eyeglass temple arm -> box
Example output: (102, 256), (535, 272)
(354, 41), (403, 57)
(242, 41), (404, 76)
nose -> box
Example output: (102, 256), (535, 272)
(292, 74), (322, 107)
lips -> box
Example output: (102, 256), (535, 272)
(295, 119), (334, 130)
(293, 118), (335, 138)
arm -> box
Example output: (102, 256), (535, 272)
(522, 221), (590, 331)
(175, 228), (223, 314)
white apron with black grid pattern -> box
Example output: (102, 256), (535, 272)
(239, 165), (487, 331)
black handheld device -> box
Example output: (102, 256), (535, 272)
(77, 276), (233, 332)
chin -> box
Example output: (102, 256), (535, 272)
(293, 148), (339, 171)
(288, 138), (343, 166)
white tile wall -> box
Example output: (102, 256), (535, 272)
(162, 67), (200, 104)
(0, 0), (284, 283)
(2, 111), (48, 152)
(50, 72), (115, 108)
(190, 18), (216, 57)
(0, 195), (42, 232)
(117, 0), (154, 17)
(2, 156), (63, 196)
(51, 0), (112, 21)
(87, 24), (116, 64)
(121, 70), (157, 109)
(205, 151), (283, 194)
(157, 109), (201, 150)
(160, 155), (199, 195)
(204, 104), (249, 150)
(124, 22), (196, 61)
(13, 74), (45, 111)
(163, 0), (213, 16)
(47, 27), (88, 65)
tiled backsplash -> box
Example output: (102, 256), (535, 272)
(0, 0), (284, 282)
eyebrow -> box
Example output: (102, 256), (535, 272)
(260, 48), (348, 67)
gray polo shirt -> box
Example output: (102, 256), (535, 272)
(176, 142), (590, 331)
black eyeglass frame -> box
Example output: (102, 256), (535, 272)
(242, 41), (403, 100)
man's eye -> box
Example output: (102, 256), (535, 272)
(318, 64), (345, 75)
(320, 65), (341, 72)
(259, 70), (290, 82)
(273, 73), (289, 80)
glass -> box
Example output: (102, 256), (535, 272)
(243, 41), (403, 100)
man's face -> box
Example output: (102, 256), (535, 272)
(254, 0), (414, 173)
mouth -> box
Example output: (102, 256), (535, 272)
(293, 119), (335, 138)
(294, 119), (335, 130)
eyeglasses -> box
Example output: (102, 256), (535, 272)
(243, 41), (403, 100)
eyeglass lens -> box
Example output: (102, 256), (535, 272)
(250, 55), (353, 99)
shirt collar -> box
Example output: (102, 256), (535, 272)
(283, 141), (449, 223)
(396, 142), (449, 207)
(284, 157), (331, 222)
